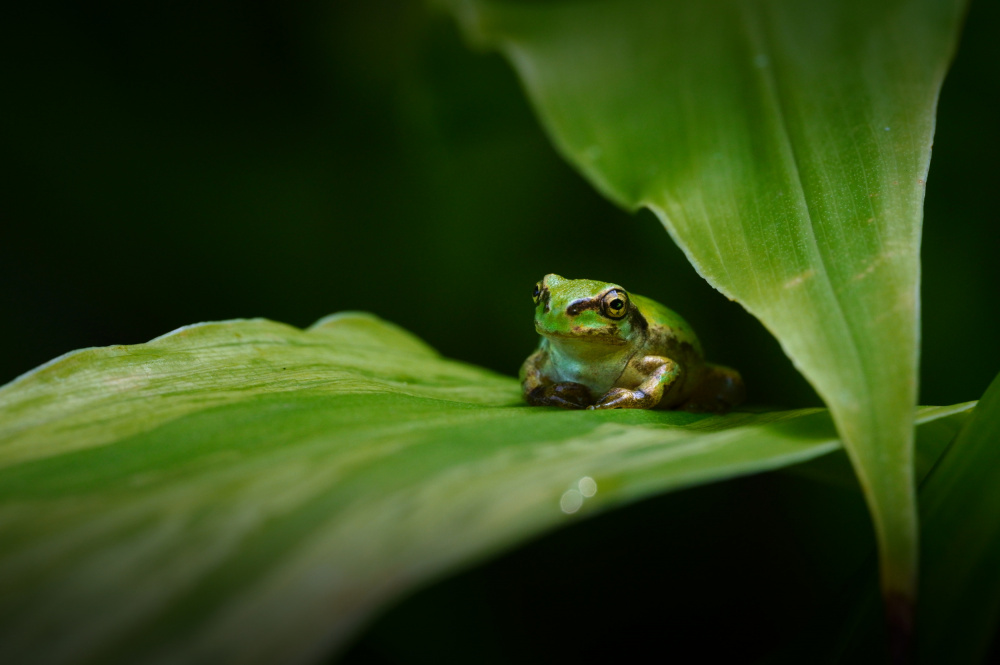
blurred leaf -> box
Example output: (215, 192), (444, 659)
(755, 411), (974, 665)
(916, 370), (1000, 663)
(446, 0), (966, 604)
(0, 313), (969, 662)
(767, 375), (999, 665)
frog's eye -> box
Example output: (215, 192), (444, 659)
(532, 282), (543, 304)
(602, 290), (629, 319)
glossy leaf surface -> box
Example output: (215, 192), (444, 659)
(0, 314), (970, 663)
(447, 0), (966, 600)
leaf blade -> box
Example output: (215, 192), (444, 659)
(0, 314), (970, 662)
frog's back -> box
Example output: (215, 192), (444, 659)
(631, 293), (704, 362)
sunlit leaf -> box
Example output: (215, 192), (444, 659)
(445, 0), (966, 606)
(0, 314), (969, 662)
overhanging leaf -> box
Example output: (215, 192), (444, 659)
(445, 0), (966, 608)
(0, 314), (970, 663)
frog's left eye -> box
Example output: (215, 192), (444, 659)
(532, 282), (543, 305)
(602, 290), (629, 319)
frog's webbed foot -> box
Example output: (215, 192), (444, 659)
(526, 382), (593, 409)
(587, 387), (658, 410)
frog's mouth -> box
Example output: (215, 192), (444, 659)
(537, 326), (628, 345)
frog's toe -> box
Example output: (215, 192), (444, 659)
(592, 387), (655, 409)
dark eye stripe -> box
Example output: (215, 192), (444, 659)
(566, 297), (601, 316)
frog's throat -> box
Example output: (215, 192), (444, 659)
(542, 335), (638, 388)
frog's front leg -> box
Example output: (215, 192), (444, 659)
(520, 349), (593, 409)
(587, 355), (680, 410)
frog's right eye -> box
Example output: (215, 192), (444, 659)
(601, 289), (629, 319)
(532, 282), (543, 304)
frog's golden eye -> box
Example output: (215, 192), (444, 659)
(532, 282), (543, 304)
(602, 289), (629, 319)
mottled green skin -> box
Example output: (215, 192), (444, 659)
(520, 274), (744, 411)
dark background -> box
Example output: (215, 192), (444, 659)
(2, 1), (997, 662)
(5, 0), (997, 407)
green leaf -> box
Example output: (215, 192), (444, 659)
(916, 370), (1000, 663)
(445, 0), (966, 605)
(0, 314), (970, 662)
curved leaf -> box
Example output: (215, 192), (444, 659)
(0, 314), (969, 663)
(446, 0), (966, 606)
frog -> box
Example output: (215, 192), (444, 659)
(520, 274), (744, 412)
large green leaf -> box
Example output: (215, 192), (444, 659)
(446, 0), (966, 607)
(0, 314), (970, 662)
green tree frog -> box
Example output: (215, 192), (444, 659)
(520, 274), (744, 412)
